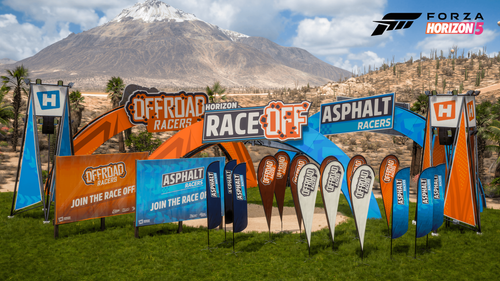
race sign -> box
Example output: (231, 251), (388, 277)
(124, 90), (208, 132)
(55, 152), (148, 225)
(202, 100), (311, 143)
(320, 93), (395, 135)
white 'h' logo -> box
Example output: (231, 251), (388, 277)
(438, 104), (452, 118)
(43, 93), (56, 107)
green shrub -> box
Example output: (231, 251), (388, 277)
(485, 178), (500, 197)
(125, 129), (162, 154)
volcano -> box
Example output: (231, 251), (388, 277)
(10, 0), (350, 89)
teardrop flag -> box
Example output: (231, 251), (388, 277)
(232, 163), (248, 233)
(379, 155), (400, 229)
(224, 160), (237, 224)
(289, 155), (310, 230)
(274, 151), (291, 223)
(297, 163), (320, 248)
(416, 166), (434, 238)
(391, 167), (410, 239)
(432, 164), (446, 231)
(347, 155), (367, 198)
(206, 161), (222, 229)
(257, 155), (278, 233)
(350, 164), (375, 252)
(320, 160), (344, 244)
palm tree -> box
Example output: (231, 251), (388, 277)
(476, 101), (496, 181)
(205, 81), (227, 103)
(2, 65), (29, 152)
(0, 85), (14, 129)
(205, 81), (227, 158)
(485, 120), (500, 178)
(409, 93), (428, 177)
(106, 77), (125, 152)
(69, 90), (85, 136)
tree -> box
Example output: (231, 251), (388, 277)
(205, 81), (227, 157)
(485, 120), (500, 178)
(0, 85), (14, 129)
(476, 101), (496, 181)
(2, 65), (29, 152)
(69, 90), (85, 136)
(106, 76), (125, 152)
(205, 81), (227, 103)
(125, 129), (162, 155)
(409, 93), (428, 176)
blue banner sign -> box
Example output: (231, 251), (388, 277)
(320, 93), (395, 135)
(135, 157), (225, 227)
(432, 164), (446, 231)
(391, 167), (410, 239)
(416, 166), (435, 238)
(206, 161), (222, 229)
(232, 163), (248, 233)
(224, 160), (237, 224)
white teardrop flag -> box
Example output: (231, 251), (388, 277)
(350, 164), (375, 252)
(297, 163), (320, 248)
(321, 160), (345, 244)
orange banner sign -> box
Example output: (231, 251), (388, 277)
(125, 90), (208, 132)
(55, 152), (148, 225)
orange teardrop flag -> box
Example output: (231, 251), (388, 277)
(379, 155), (400, 229)
(347, 155), (367, 198)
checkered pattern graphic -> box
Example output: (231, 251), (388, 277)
(444, 108), (476, 226)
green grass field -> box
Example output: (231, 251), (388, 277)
(1, 189), (500, 280)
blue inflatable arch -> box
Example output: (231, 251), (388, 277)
(276, 107), (426, 219)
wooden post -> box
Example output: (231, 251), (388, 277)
(54, 225), (59, 239)
(177, 221), (183, 233)
(101, 218), (105, 231)
(135, 226), (139, 238)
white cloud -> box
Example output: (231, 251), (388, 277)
(0, 14), (70, 60)
(275, 0), (386, 17)
(292, 14), (389, 56)
(416, 29), (497, 53)
(348, 51), (385, 68)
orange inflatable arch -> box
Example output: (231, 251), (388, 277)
(72, 106), (258, 187)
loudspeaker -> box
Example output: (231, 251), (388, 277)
(42, 116), (55, 135)
(438, 127), (455, 145)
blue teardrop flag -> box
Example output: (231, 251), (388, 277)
(224, 160), (237, 224)
(232, 163), (248, 233)
(391, 167), (410, 239)
(416, 166), (434, 238)
(206, 161), (222, 229)
(432, 164), (446, 231)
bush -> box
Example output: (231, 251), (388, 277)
(0, 141), (7, 147)
(442, 67), (454, 76)
(125, 129), (162, 154)
(485, 178), (500, 197)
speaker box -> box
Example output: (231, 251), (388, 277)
(438, 127), (456, 145)
(42, 116), (55, 135)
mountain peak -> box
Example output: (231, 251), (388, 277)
(111, 0), (200, 23)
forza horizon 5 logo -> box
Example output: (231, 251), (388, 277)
(371, 12), (484, 36)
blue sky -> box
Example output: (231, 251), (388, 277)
(0, 0), (499, 73)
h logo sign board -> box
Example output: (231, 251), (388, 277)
(430, 96), (474, 128)
(32, 85), (67, 116)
